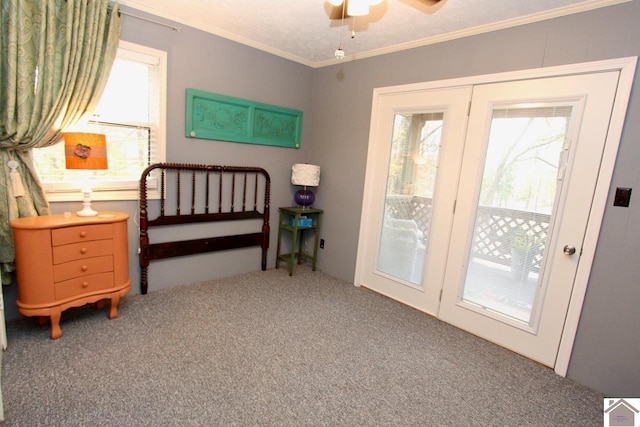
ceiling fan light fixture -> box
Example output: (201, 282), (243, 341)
(327, 0), (344, 6)
(347, 0), (369, 16)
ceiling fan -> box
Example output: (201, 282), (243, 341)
(327, 0), (442, 20)
(329, 0), (443, 60)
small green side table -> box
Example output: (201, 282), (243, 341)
(276, 206), (323, 276)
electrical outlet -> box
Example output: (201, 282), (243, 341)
(320, 239), (325, 249)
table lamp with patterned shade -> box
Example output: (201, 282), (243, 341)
(291, 163), (320, 208)
(64, 132), (108, 217)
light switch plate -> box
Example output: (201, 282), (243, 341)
(614, 187), (632, 207)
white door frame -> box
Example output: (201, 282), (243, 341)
(355, 56), (637, 377)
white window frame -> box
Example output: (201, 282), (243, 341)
(43, 40), (167, 202)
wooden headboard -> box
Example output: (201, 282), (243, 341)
(138, 162), (271, 294)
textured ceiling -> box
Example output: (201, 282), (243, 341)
(118, 0), (629, 67)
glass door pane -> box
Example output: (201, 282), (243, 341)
(377, 113), (443, 285)
(461, 105), (573, 323)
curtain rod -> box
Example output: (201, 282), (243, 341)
(118, 10), (182, 32)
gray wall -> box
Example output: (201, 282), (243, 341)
(310, 2), (640, 397)
(8, 2), (638, 397)
(5, 9), (314, 317)
(112, 11), (315, 290)
(92, 7), (315, 291)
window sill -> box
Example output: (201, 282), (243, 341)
(44, 179), (160, 202)
(45, 189), (160, 203)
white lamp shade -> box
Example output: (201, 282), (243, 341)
(291, 164), (320, 187)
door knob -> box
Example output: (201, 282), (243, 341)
(563, 245), (576, 255)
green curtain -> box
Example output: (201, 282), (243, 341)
(0, 0), (122, 283)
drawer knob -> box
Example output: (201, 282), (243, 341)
(81, 281), (89, 288)
(80, 247), (88, 254)
(81, 265), (88, 272)
(79, 231), (87, 238)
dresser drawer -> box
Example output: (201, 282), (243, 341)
(54, 272), (114, 300)
(52, 224), (113, 246)
(52, 239), (113, 264)
(53, 256), (114, 283)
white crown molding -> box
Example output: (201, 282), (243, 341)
(119, 0), (631, 69)
(314, 0), (632, 68)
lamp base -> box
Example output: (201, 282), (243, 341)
(294, 188), (315, 208)
(76, 191), (98, 217)
(77, 207), (98, 217)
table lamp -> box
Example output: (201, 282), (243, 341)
(291, 163), (320, 208)
(64, 132), (108, 217)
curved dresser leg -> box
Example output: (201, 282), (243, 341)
(49, 307), (62, 339)
(108, 293), (120, 319)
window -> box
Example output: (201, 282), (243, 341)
(34, 40), (167, 201)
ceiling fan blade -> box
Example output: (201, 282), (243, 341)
(416, 0), (442, 5)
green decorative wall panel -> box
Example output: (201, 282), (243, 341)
(185, 88), (303, 148)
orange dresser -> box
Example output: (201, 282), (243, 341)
(10, 212), (131, 339)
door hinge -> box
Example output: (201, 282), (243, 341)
(468, 101), (472, 116)
(453, 200), (457, 214)
(439, 289), (443, 302)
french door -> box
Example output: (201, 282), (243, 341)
(354, 86), (470, 315)
(355, 60), (635, 370)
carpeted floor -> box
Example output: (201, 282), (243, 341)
(1, 266), (603, 426)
